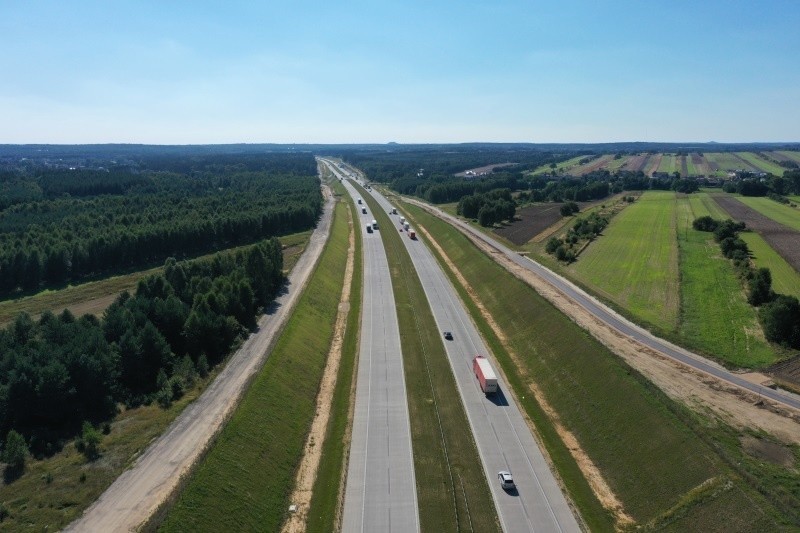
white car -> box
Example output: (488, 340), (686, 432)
(498, 471), (515, 490)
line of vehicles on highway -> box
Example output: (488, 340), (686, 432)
(356, 181), (514, 492)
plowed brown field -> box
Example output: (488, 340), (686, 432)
(494, 203), (566, 245)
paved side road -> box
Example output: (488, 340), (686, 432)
(409, 198), (800, 413)
(66, 187), (335, 532)
(366, 185), (580, 533)
(326, 161), (420, 533)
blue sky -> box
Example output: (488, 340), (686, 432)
(1, 1), (798, 143)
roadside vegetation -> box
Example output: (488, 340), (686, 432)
(402, 202), (798, 531)
(160, 200), (351, 532)
(305, 179), (362, 533)
(356, 183), (501, 533)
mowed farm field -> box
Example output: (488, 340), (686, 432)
(531, 151), (800, 178)
(563, 191), (781, 367)
(567, 191), (680, 331)
(677, 194), (777, 367)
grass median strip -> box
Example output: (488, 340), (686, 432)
(159, 201), (351, 532)
(357, 183), (500, 533)
(403, 202), (788, 530)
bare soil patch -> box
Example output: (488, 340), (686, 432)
(623, 154), (648, 172)
(740, 435), (795, 467)
(571, 154), (615, 176)
(712, 195), (800, 272)
(690, 153), (712, 176)
(644, 154), (663, 176)
(494, 203), (566, 245)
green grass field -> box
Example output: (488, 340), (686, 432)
(403, 202), (790, 530)
(568, 191), (680, 331)
(657, 154), (679, 174)
(735, 196), (800, 231)
(160, 202), (351, 532)
(740, 233), (800, 299)
(358, 183), (500, 532)
(677, 195), (778, 367)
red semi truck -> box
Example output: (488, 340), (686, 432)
(473, 356), (498, 394)
(409, 230), (416, 240)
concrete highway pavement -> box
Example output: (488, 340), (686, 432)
(66, 186), (335, 532)
(326, 162), (420, 533)
(363, 184), (581, 532)
(409, 198), (800, 413)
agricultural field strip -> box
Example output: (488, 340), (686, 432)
(740, 233), (800, 298)
(404, 198), (800, 412)
(64, 187), (336, 532)
(365, 182), (580, 531)
(331, 165), (420, 532)
(734, 196), (800, 232)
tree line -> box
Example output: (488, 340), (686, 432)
(456, 189), (516, 226)
(0, 239), (283, 458)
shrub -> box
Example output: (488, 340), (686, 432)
(77, 421), (102, 461)
(545, 237), (563, 254)
(748, 268), (774, 306)
(560, 202), (579, 216)
(692, 216), (719, 232)
(759, 295), (800, 348)
(2, 430), (27, 472)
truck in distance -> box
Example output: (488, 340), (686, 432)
(408, 230), (416, 240)
(362, 207), (367, 214)
(473, 356), (498, 394)
(357, 198), (362, 204)
(372, 219), (378, 229)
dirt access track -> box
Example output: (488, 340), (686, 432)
(65, 188), (335, 532)
(713, 195), (800, 272)
(406, 198), (800, 446)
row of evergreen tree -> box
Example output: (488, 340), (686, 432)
(0, 239), (283, 456)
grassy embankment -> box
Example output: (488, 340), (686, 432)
(402, 202), (795, 531)
(0, 231), (311, 327)
(0, 232), (313, 531)
(567, 190), (680, 331)
(305, 181), (362, 533)
(677, 194), (777, 367)
(357, 183), (500, 532)
(160, 201), (351, 531)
